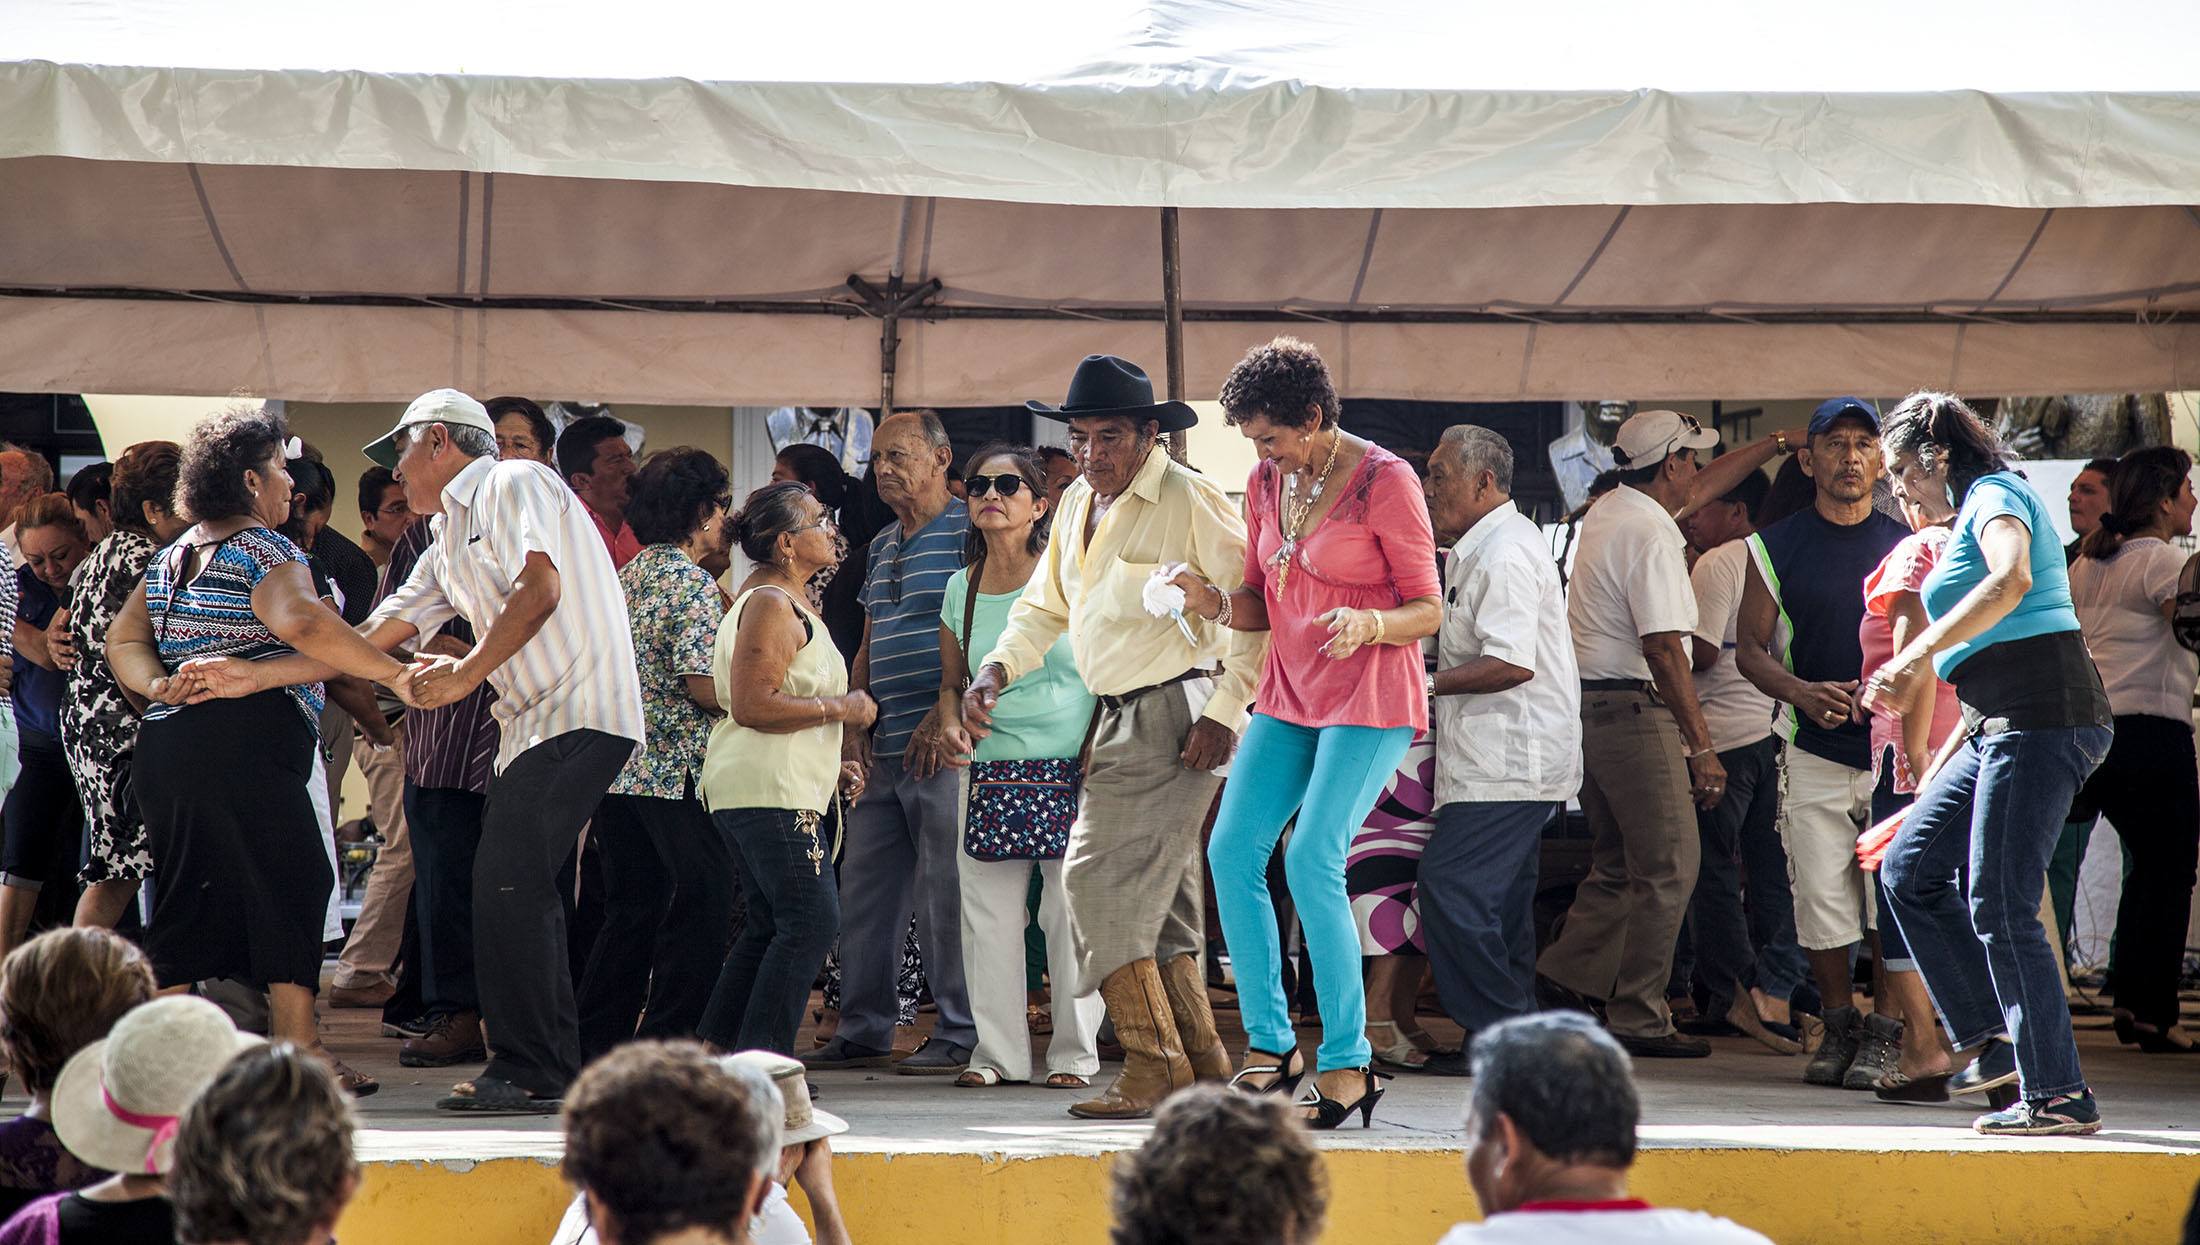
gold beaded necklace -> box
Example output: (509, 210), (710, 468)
(1270, 428), (1342, 592)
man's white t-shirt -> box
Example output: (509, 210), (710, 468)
(1568, 486), (1697, 681)
(1690, 539), (1777, 753)
(549, 1184), (810, 1245)
(2068, 536), (2196, 722)
(1439, 1202), (1774, 1245)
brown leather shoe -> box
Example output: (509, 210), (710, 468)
(1158, 953), (1233, 1082)
(400, 1011), (486, 1068)
(1069, 959), (1193, 1120)
(327, 979), (397, 1009)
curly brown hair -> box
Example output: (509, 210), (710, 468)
(561, 1041), (781, 1244)
(178, 404), (288, 523)
(1218, 336), (1341, 431)
(0, 927), (156, 1096)
(172, 1043), (358, 1245)
(1110, 1085), (1327, 1245)
(111, 441), (184, 538)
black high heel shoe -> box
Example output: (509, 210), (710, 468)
(1300, 1066), (1390, 1130)
(1228, 1047), (1307, 1098)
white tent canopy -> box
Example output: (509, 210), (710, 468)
(4, 0), (2198, 406)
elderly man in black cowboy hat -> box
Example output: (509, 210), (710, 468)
(963, 355), (1264, 1120)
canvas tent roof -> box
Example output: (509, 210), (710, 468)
(3, 0), (2198, 406)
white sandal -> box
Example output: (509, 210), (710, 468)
(1368, 1020), (1431, 1071)
(954, 1067), (1004, 1088)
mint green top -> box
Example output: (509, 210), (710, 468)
(941, 567), (1096, 762)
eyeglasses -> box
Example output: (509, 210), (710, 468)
(374, 502), (412, 518)
(966, 473), (1028, 499)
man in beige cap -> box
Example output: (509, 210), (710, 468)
(359, 388), (643, 1114)
(1536, 409), (1801, 1059)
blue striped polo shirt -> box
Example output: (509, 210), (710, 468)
(859, 499), (969, 758)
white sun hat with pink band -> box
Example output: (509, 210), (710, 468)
(50, 996), (262, 1176)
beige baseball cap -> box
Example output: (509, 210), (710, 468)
(363, 388), (495, 470)
(1612, 409), (1720, 469)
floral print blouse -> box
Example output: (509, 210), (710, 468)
(609, 543), (722, 800)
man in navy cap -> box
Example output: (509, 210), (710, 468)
(1734, 397), (1912, 1091)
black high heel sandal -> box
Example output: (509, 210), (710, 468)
(1300, 1066), (1390, 1130)
(1228, 1047), (1307, 1098)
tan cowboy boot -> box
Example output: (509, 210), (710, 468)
(1069, 958), (1193, 1120)
(1158, 953), (1233, 1082)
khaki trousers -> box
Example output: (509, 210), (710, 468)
(334, 720), (413, 988)
(1536, 688), (1697, 1038)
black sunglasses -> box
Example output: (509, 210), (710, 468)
(966, 473), (1028, 498)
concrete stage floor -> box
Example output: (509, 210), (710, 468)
(10, 991), (2191, 1243)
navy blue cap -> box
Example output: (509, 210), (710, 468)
(1808, 396), (1879, 440)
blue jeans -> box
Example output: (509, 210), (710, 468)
(1210, 715), (1413, 1072)
(700, 808), (842, 1056)
(1881, 725), (2112, 1101)
(1676, 737), (1807, 1014)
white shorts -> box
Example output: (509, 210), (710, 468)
(1777, 744), (1875, 951)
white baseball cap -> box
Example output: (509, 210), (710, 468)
(1612, 409), (1720, 469)
(363, 388), (495, 470)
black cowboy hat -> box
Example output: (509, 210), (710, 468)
(1026, 355), (1198, 434)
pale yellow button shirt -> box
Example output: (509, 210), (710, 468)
(982, 445), (1264, 734)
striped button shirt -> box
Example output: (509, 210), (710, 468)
(382, 520), (499, 794)
(859, 498), (967, 758)
(369, 456), (644, 774)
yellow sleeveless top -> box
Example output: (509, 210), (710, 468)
(700, 586), (847, 814)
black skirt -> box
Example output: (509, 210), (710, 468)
(135, 690), (329, 990)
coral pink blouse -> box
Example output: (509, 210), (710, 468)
(1244, 445), (1440, 731)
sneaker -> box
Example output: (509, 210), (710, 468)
(1951, 1038), (2018, 1096)
(382, 1015), (433, 1041)
(1616, 1032), (1712, 1059)
(800, 1035), (895, 1070)
(1974, 1090), (2102, 1136)
(895, 1037), (972, 1076)
(1843, 1014), (1903, 1090)
(1804, 1006), (1862, 1086)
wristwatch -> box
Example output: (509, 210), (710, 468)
(1774, 430), (1791, 454)
(1425, 673), (1438, 700)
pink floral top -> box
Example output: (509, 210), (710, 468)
(1244, 445), (1440, 731)
(1860, 526), (1963, 793)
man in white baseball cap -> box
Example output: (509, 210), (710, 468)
(362, 389), (498, 472)
(1537, 409), (1805, 1058)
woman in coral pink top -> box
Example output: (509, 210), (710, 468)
(1168, 338), (1440, 1130)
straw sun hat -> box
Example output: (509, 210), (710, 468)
(721, 1051), (847, 1147)
(50, 995), (262, 1176)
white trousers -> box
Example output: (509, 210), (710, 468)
(958, 853), (1103, 1081)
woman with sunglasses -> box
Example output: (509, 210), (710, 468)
(934, 445), (1106, 1090)
(576, 448), (747, 1059)
(104, 405), (412, 1095)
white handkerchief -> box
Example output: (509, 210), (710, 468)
(1142, 563), (1190, 618)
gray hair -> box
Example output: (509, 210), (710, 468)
(398, 421), (497, 461)
(1438, 425), (1514, 493)
(893, 409), (952, 452)
(1467, 1012), (1638, 1168)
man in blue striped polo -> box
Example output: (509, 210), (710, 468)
(805, 409), (977, 1074)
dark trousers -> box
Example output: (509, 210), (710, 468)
(1, 733), (85, 931)
(1676, 737), (1806, 1014)
(1418, 800), (1553, 1034)
(404, 782), (485, 1016)
(577, 789), (742, 1060)
(2077, 714), (2199, 1028)
(701, 807), (842, 1055)
(475, 730), (632, 1098)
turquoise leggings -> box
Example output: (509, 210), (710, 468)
(1210, 714), (1414, 1072)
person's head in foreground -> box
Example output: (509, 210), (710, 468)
(0, 928), (158, 1206)
(561, 1041), (783, 1245)
(1444, 1014), (1772, 1243)
(1109, 1085), (1326, 1245)
(170, 1043), (358, 1245)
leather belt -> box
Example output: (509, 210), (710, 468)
(1097, 668), (1216, 713)
(1580, 678), (1653, 693)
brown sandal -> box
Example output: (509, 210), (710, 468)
(309, 1044), (380, 1098)
(1026, 1004), (1054, 1036)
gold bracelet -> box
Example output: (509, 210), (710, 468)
(1775, 431), (1790, 454)
(1371, 610), (1386, 644)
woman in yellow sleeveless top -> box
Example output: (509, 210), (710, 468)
(697, 482), (875, 1055)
